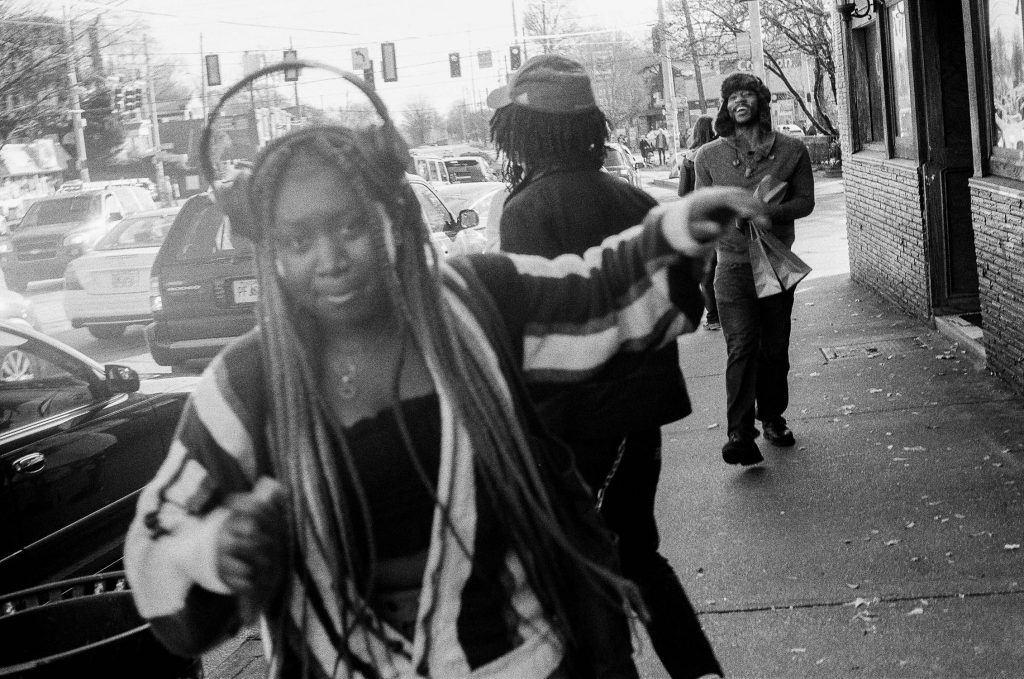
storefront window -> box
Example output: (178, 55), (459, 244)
(988, 0), (1024, 178)
(888, 1), (916, 157)
(851, 21), (885, 150)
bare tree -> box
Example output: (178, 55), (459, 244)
(568, 36), (651, 133)
(667, 0), (839, 135)
(523, 0), (580, 55)
(402, 96), (440, 147)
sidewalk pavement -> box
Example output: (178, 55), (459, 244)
(202, 178), (1024, 678)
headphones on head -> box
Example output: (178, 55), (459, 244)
(198, 59), (410, 242)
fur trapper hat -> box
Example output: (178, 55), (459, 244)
(714, 71), (772, 137)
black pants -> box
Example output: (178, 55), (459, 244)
(574, 428), (722, 679)
(701, 252), (719, 324)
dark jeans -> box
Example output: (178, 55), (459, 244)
(701, 252), (719, 324)
(657, 148), (667, 165)
(574, 428), (722, 679)
(714, 262), (795, 439)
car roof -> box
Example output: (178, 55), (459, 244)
(119, 207), (181, 218)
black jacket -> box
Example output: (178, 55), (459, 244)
(500, 167), (692, 444)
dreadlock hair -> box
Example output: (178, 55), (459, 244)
(489, 104), (610, 189)
(239, 124), (642, 678)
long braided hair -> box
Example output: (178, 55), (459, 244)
(488, 104), (609, 189)
(205, 63), (642, 678)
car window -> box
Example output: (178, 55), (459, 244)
(604, 148), (626, 167)
(410, 183), (452, 233)
(0, 336), (96, 430)
(20, 196), (99, 229)
(167, 202), (252, 261)
(95, 213), (176, 250)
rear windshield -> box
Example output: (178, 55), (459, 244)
(19, 196), (99, 229)
(95, 212), (177, 250)
(604, 148), (627, 168)
(444, 160), (487, 183)
(164, 200), (251, 261)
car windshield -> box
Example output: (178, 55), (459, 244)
(19, 195), (99, 229)
(95, 213), (177, 250)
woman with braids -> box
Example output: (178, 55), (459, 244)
(124, 61), (765, 679)
(488, 54), (723, 679)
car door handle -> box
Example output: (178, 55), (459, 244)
(12, 452), (46, 475)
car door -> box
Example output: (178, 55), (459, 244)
(0, 330), (164, 589)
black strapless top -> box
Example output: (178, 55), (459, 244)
(338, 393), (442, 558)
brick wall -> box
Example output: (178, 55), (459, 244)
(971, 179), (1024, 390)
(844, 158), (931, 318)
(831, 7), (932, 320)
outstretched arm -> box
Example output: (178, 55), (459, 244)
(464, 187), (766, 383)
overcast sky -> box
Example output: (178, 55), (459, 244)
(52, 0), (656, 116)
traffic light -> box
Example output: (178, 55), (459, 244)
(449, 52), (461, 78)
(509, 45), (522, 71)
(283, 49), (299, 82)
(363, 60), (375, 91)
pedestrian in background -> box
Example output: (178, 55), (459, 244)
(694, 72), (815, 466)
(654, 125), (669, 165)
(679, 114), (721, 331)
(489, 53), (723, 679)
(125, 61), (763, 679)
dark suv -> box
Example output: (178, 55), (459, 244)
(145, 193), (256, 369)
(146, 176), (482, 371)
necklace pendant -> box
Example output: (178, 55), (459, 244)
(338, 374), (357, 399)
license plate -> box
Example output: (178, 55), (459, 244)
(232, 278), (259, 304)
(111, 271), (140, 289)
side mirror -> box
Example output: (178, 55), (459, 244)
(108, 212), (124, 222)
(104, 364), (140, 393)
(457, 209), (480, 229)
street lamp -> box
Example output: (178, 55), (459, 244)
(835, 0), (880, 21)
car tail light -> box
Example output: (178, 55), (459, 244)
(150, 275), (162, 313)
(64, 266), (83, 290)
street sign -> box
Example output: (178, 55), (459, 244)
(478, 50), (492, 69)
(381, 42), (397, 82)
(205, 54), (221, 87)
(352, 47), (369, 71)
(735, 31), (752, 59)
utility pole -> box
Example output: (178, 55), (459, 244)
(746, 0), (767, 81)
(200, 33), (208, 122)
(679, 0), (706, 114)
(63, 6), (89, 182)
(144, 39), (167, 203)
(656, 0), (681, 158)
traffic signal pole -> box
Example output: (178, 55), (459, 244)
(656, 0), (681, 158)
(144, 39), (168, 203)
(63, 6), (90, 182)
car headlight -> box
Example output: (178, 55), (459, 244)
(62, 232), (92, 247)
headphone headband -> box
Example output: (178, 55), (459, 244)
(198, 59), (407, 185)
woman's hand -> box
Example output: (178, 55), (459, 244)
(661, 186), (769, 257)
(216, 476), (288, 622)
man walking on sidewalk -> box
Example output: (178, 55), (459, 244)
(488, 53), (722, 679)
(694, 72), (815, 466)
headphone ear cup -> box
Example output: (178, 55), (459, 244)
(212, 172), (258, 242)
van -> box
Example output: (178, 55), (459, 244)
(412, 156), (452, 189)
(2, 185), (155, 292)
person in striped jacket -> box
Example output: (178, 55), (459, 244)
(124, 114), (766, 678)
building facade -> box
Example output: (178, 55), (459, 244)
(833, 0), (1024, 393)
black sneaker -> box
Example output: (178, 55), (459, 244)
(763, 420), (795, 447)
(722, 435), (763, 466)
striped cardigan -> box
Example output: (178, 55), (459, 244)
(124, 211), (705, 678)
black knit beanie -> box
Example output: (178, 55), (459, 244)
(714, 71), (773, 137)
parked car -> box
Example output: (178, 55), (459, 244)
(2, 185), (156, 292)
(435, 181), (508, 252)
(0, 320), (195, 591)
(145, 174), (483, 370)
(603, 142), (643, 188)
(62, 206), (181, 340)
(777, 124), (805, 136)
